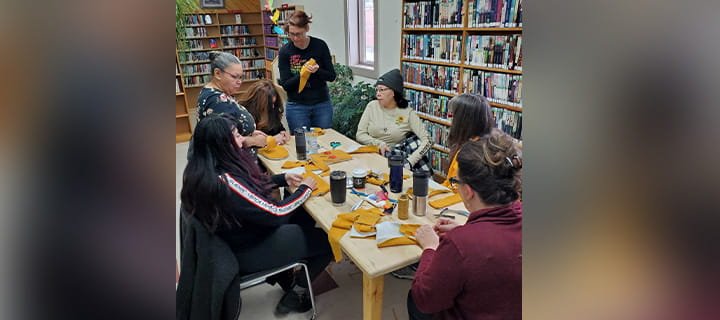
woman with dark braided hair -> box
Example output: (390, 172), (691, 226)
(408, 128), (522, 320)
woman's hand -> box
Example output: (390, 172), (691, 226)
(243, 131), (268, 148)
(300, 176), (317, 190)
(275, 131), (290, 145)
(415, 225), (440, 250)
(285, 173), (304, 188)
(378, 144), (391, 157)
(433, 218), (460, 236)
(306, 64), (320, 74)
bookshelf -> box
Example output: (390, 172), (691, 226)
(401, 0), (523, 177)
(175, 7), (269, 142)
(261, 5), (304, 80)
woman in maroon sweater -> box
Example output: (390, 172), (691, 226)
(409, 128), (523, 320)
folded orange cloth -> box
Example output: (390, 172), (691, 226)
(311, 150), (353, 164)
(428, 193), (463, 209)
(298, 58), (317, 93)
(327, 208), (384, 262)
(308, 154), (329, 172)
(302, 168), (329, 197)
(312, 128), (325, 136)
(406, 187), (452, 198)
(349, 145), (380, 154)
(367, 173), (410, 186)
(258, 136), (289, 160)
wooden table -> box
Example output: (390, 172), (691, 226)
(258, 129), (468, 320)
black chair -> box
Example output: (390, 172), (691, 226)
(238, 262), (317, 319)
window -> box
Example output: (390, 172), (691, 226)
(346, 0), (378, 78)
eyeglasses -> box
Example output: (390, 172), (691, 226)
(221, 69), (243, 81)
(287, 30), (306, 38)
(376, 87), (391, 92)
(449, 177), (463, 189)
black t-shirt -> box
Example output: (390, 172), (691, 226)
(196, 87), (256, 135)
(278, 36), (337, 105)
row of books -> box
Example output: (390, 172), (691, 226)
(407, 89), (452, 119)
(468, 0), (522, 27)
(225, 48), (263, 59)
(176, 78), (182, 93)
(184, 27), (208, 37)
(182, 63), (210, 75)
(402, 62), (460, 94)
(265, 48), (278, 60)
(244, 70), (266, 81)
(185, 14), (213, 26)
(462, 70), (522, 107)
(241, 59), (265, 69)
(179, 52), (210, 63)
(466, 35), (522, 70)
(403, 0), (464, 28)
(265, 37), (278, 47)
(184, 74), (212, 87)
(428, 149), (451, 173)
(222, 37), (257, 47)
(402, 34), (463, 63)
(491, 107), (522, 139)
(421, 119), (450, 147)
(276, 9), (297, 24)
(184, 39), (206, 50)
(221, 25), (250, 36)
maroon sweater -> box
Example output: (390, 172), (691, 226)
(411, 201), (522, 320)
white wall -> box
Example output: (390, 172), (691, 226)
(275, 0), (402, 84)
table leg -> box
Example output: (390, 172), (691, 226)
(362, 273), (384, 320)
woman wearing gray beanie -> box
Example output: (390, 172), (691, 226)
(356, 69), (433, 173)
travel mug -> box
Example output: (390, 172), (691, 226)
(388, 153), (404, 193)
(412, 170), (429, 216)
(294, 128), (307, 160)
(330, 170), (347, 206)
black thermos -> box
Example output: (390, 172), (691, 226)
(294, 128), (307, 160)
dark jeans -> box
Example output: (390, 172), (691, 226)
(407, 290), (434, 320)
(234, 210), (332, 288)
(285, 100), (334, 132)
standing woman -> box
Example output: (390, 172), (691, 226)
(238, 79), (291, 144)
(197, 51), (267, 148)
(356, 69), (433, 173)
(278, 10), (337, 132)
(442, 93), (495, 189)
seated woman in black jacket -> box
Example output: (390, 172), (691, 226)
(180, 113), (332, 315)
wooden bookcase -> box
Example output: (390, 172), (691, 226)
(175, 6), (269, 142)
(400, 0), (523, 178)
(176, 54), (192, 142)
(261, 4), (304, 81)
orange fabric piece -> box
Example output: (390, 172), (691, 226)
(298, 58), (317, 93)
(377, 224), (422, 248)
(327, 208), (384, 262)
(428, 193), (463, 209)
(258, 136), (289, 160)
(350, 145), (380, 154)
(302, 169), (329, 196)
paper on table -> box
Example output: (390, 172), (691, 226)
(282, 166), (323, 175)
(375, 221), (404, 244)
(343, 143), (363, 153)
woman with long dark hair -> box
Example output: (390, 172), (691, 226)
(238, 79), (290, 144)
(180, 113), (332, 315)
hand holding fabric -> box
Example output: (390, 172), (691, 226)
(415, 224), (440, 250)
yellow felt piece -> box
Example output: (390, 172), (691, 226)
(307, 154), (330, 172)
(258, 136), (289, 160)
(399, 224), (422, 236)
(406, 188), (452, 198)
(366, 173), (389, 186)
(298, 58), (317, 93)
(328, 227), (348, 262)
(302, 169), (329, 196)
(332, 212), (359, 229)
(313, 150), (353, 164)
(349, 145), (380, 154)
(428, 193), (463, 209)
(312, 128), (325, 135)
(282, 160), (306, 169)
(377, 236), (418, 248)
